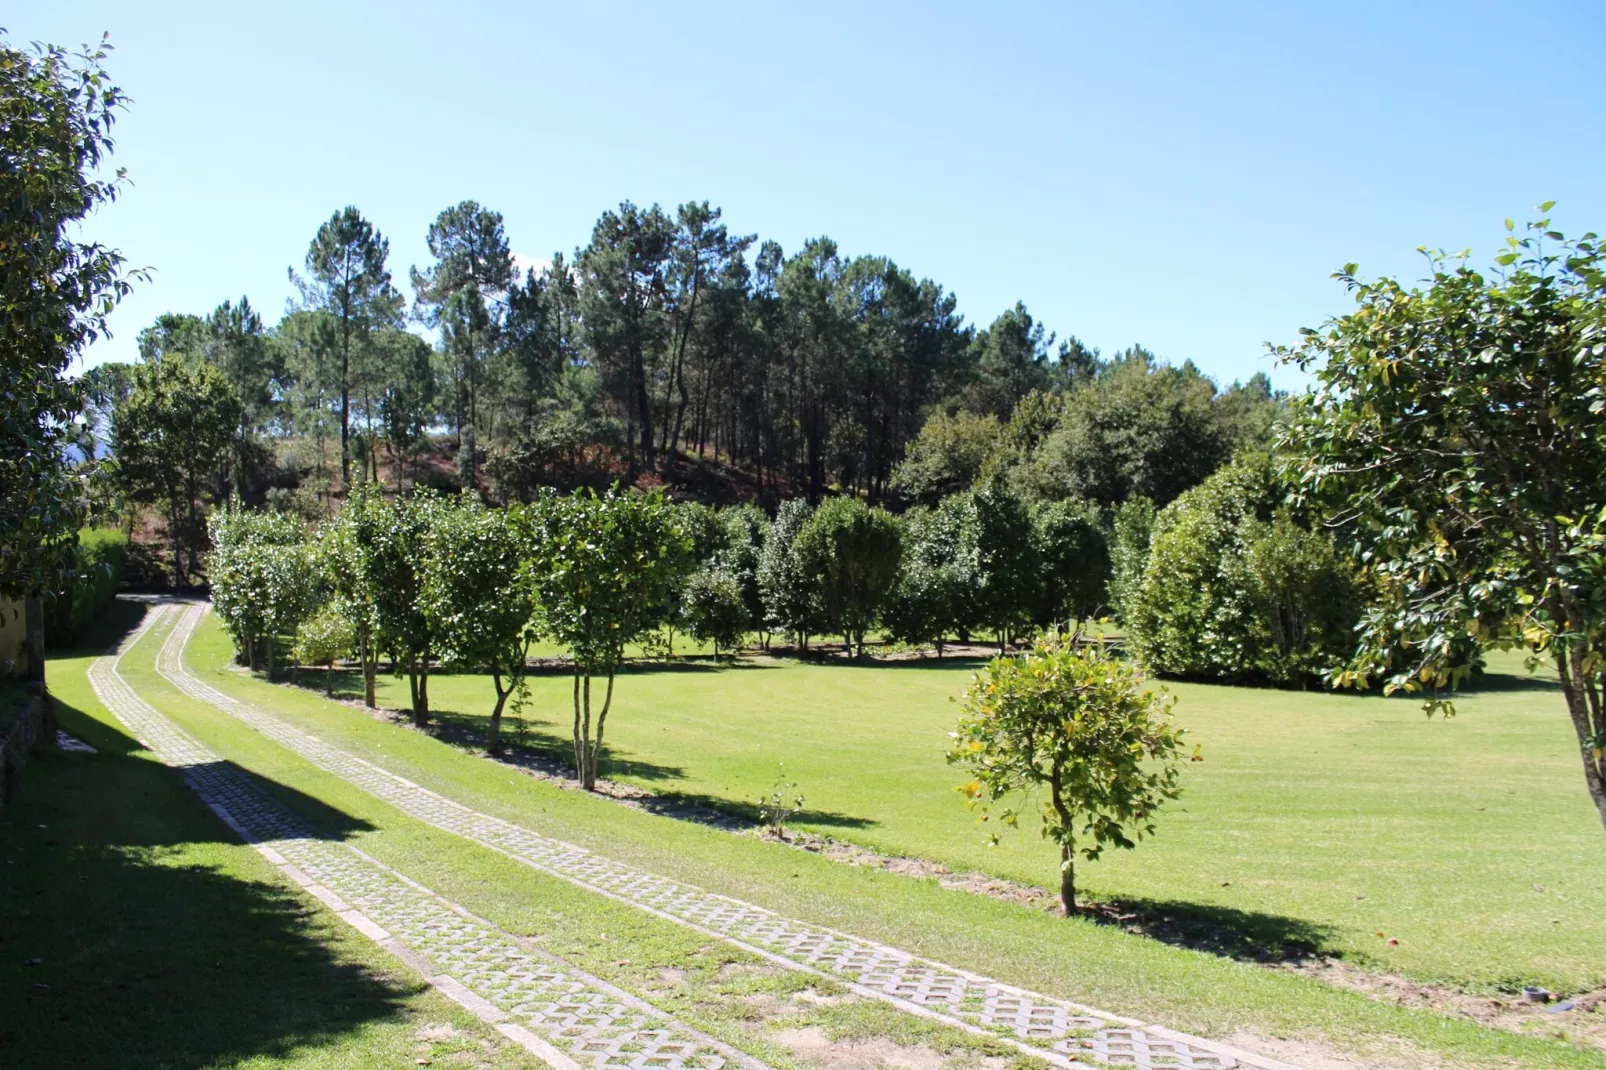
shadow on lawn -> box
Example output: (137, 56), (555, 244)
(416, 705), (876, 831)
(1077, 894), (1338, 966)
(1, 692), (412, 1070)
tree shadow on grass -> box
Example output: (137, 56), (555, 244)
(1077, 894), (1339, 966)
(0, 695), (417, 1069)
(418, 706), (876, 832)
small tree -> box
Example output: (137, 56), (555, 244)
(758, 499), (820, 649)
(966, 476), (1040, 651)
(680, 568), (749, 657)
(209, 507), (307, 670)
(359, 492), (438, 725)
(1031, 498), (1109, 631)
(949, 635), (1184, 913)
(293, 602), (355, 695)
(794, 497), (901, 657)
(529, 486), (691, 789)
(421, 496), (538, 752)
(1277, 216), (1606, 829)
(884, 504), (975, 655)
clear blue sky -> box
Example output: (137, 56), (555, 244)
(14, 1), (1606, 388)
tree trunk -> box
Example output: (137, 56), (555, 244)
(580, 672), (595, 790)
(571, 668), (585, 784)
(487, 671), (509, 754)
(325, 660), (334, 696)
(1556, 648), (1606, 831)
(361, 632), (377, 708)
(1060, 844), (1076, 915)
(591, 669), (618, 788)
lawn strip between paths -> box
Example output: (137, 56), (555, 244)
(160, 600), (1297, 1070)
(92, 603), (774, 1070)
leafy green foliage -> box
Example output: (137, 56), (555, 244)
(351, 492), (439, 723)
(1276, 217), (1606, 828)
(113, 355), (241, 584)
(884, 502), (976, 653)
(889, 410), (1002, 505)
(208, 507), (317, 676)
(1028, 351), (1234, 507)
(1031, 499), (1109, 628)
(1, 31), (139, 620)
(758, 499), (820, 647)
(44, 527), (126, 646)
(1124, 457), (1360, 685)
(1106, 496), (1156, 626)
(292, 602), (356, 694)
(794, 497), (902, 656)
(679, 569), (749, 657)
(420, 496), (539, 751)
(527, 486), (692, 787)
(950, 635), (1184, 912)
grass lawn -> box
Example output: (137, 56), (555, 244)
(0, 603), (545, 1070)
(170, 609), (1606, 1069)
(306, 631), (1606, 997)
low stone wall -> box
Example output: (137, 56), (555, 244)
(0, 693), (45, 811)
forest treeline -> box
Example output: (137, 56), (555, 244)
(87, 198), (1284, 566)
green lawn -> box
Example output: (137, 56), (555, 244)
(315, 632), (1605, 996)
(0, 604), (544, 1070)
(173, 610), (1606, 1069)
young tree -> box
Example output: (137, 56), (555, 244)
(758, 499), (820, 648)
(528, 487), (691, 789)
(293, 602), (355, 696)
(966, 477), (1040, 651)
(1278, 217), (1606, 830)
(884, 503), (975, 655)
(321, 484), (383, 707)
(293, 206), (402, 486)
(357, 493), (438, 724)
(680, 568), (749, 657)
(1031, 499), (1109, 630)
(1, 32), (139, 701)
(794, 497), (901, 657)
(209, 507), (311, 671)
(421, 496), (539, 753)
(950, 635), (1184, 913)
(412, 201), (513, 488)
(113, 355), (241, 584)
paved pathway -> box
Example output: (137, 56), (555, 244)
(153, 601), (1298, 1070)
(90, 605), (772, 1070)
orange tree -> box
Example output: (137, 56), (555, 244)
(949, 636), (1184, 914)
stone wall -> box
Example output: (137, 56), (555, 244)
(0, 693), (45, 812)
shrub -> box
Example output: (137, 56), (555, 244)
(45, 528), (127, 646)
(1124, 457), (1361, 685)
(292, 602), (355, 695)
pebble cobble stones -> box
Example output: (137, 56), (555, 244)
(90, 605), (769, 1070)
(150, 601), (1299, 1070)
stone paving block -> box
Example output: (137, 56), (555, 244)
(89, 606), (768, 1070)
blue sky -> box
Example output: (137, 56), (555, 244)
(13, 1), (1606, 389)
